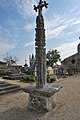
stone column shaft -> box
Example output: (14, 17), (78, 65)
(36, 46), (46, 88)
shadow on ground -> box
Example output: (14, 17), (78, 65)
(0, 107), (47, 120)
(0, 103), (63, 120)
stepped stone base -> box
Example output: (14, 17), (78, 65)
(0, 81), (21, 95)
(22, 84), (62, 111)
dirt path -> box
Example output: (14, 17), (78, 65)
(0, 74), (80, 120)
(41, 74), (80, 120)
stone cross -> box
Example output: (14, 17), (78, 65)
(34, 0), (48, 88)
(22, 1), (62, 111)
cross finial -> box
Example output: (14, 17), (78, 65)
(34, 0), (48, 15)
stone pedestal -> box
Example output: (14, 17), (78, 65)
(29, 94), (54, 111)
(22, 84), (61, 111)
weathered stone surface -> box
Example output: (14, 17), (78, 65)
(22, 84), (62, 111)
(22, 84), (61, 97)
(28, 94), (54, 111)
(34, 0), (49, 88)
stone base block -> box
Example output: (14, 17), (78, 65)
(22, 83), (62, 111)
(28, 93), (54, 111)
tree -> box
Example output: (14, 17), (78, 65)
(3, 53), (19, 66)
(46, 49), (61, 67)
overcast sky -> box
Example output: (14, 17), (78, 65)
(0, 0), (80, 65)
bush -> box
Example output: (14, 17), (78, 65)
(50, 78), (56, 83)
(22, 75), (35, 82)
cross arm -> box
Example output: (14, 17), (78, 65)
(44, 1), (49, 8)
(34, 5), (38, 12)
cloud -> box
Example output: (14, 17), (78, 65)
(24, 24), (33, 31)
(0, 25), (18, 43)
(24, 41), (34, 47)
(55, 40), (80, 60)
(73, 20), (80, 25)
(14, 23), (34, 32)
(4, 0), (37, 19)
(0, 25), (10, 34)
(0, 25), (17, 54)
(46, 23), (68, 39)
(45, 7), (80, 40)
(0, 41), (15, 54)
(14, 0), (37, 19)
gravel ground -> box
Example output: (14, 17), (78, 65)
(0, 74), (80, 120)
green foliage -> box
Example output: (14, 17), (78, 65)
(22, 75), (35, 82)
(46, 49), (61, 67)
(50, 78), (56, 82)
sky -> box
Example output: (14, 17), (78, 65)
(0, 0), (80, 66)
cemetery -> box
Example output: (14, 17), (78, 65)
(0, 0), (80, 120)
(0, 74), (80, 120)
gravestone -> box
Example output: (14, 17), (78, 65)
(22, 0), (62, 111)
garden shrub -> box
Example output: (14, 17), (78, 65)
(22, 75), (35, 82)
(50, 78), (56, 83)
